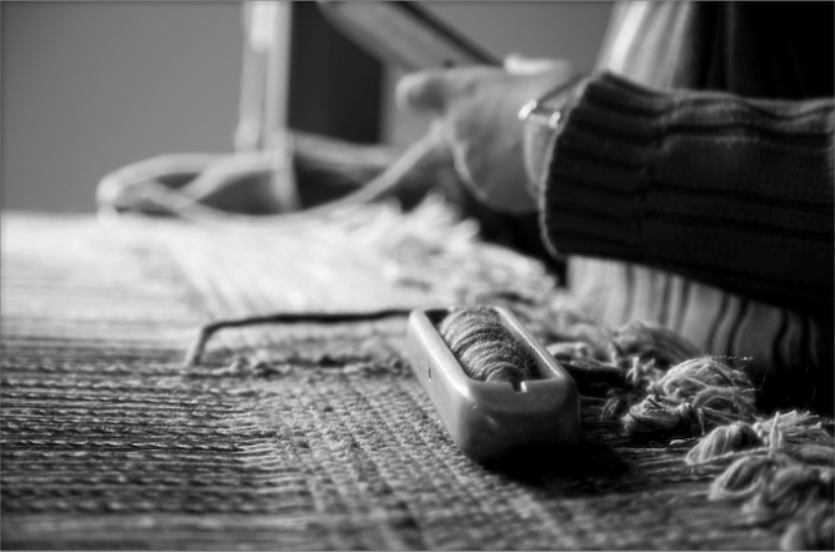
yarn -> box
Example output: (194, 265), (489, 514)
(622, 356), (758, 438)
(438, 307), (537, 388)
(685, 421), (763, 465)
(541, 319), (702, 408)
(754, 411), (833, 446)
(608, 321), (701, 371)
(682, 406), (835, 550)
(709, 455), (785, 502)
(686, 411), (833, 466)
(788, 443), (835, 466)
(648, 356), (755, 402)
(622, 396), (703, 436)
(741, 464), (833, 523)
(780, 500), (834, 550)
(726, 461), (835, 549)
(537, 309), (834, 548)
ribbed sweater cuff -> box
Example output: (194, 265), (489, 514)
(540, 71), (671, 261)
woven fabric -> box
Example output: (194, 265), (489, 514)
(1, 207), (783, 549)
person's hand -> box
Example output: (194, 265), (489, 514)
(396, 55), (577, 214)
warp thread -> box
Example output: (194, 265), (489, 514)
(438, 307), (537, 388)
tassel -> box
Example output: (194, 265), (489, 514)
(623, 356), (758, 438)
(742, 465), (833, 524)
(685, 421), (763, 465)
(780, 500), (835, 551)
(709, 455), (784, 502)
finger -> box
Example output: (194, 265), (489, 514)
(503, 54), (569, 75)
(395, 70), (451, 114)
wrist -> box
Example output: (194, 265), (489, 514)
(519, 74), (588, 199)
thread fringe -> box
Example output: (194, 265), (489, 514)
(541, 313), (834, 550)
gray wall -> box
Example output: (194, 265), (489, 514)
(2, 2), (242, 213)
(2, 2), (613, 213)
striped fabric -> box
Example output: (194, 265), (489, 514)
(540, 2), (834, 409)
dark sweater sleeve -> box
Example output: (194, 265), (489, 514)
(540, 71), (834, 317)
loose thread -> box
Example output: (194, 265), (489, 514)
(685, 421), (763, 465)
(741, 464), (833, 523)
(709, 454), (787, 502)
(608, 321), (702, 370)
(545, 320), (703, 415)
(788, 443), (835, 466)
(621, 356), (757, 438)
(183, 309), (412, 367)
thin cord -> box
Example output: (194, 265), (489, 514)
(183, 309), (413, 367)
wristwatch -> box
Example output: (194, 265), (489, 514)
(518, 74), (586, 198)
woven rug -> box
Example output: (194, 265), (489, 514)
(0, 203), (815, 550)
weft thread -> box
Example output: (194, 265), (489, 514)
(438, 307), (537, 388)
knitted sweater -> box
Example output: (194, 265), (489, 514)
(537, 2), (834, 409)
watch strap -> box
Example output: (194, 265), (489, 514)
(519, 74), (586, 198)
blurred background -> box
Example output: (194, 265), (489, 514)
(2, 2), (613, 213)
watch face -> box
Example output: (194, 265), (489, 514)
(522, 74), (587, 126)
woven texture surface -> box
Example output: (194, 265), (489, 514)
(1, 207), (785, 550)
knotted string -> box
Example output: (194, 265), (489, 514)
(621, 356), (758, 438)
